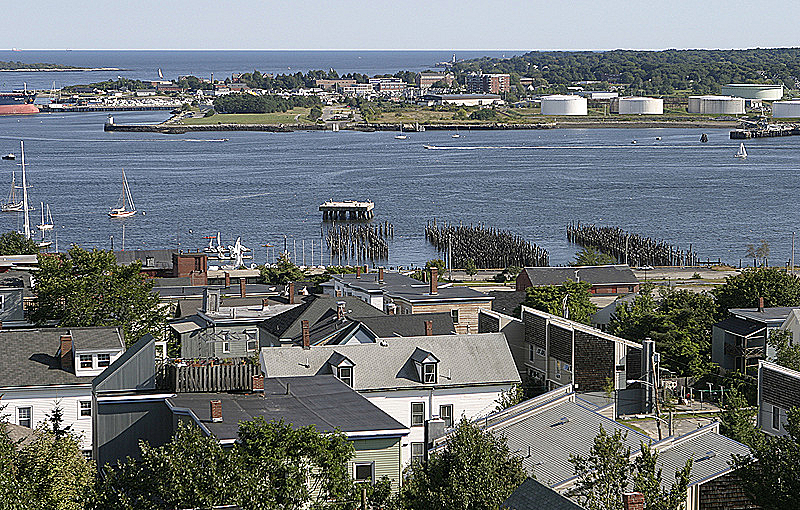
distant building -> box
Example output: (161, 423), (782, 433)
(417, 72), (454, 89)
(466, 73), (511, 94)
(422, 93), (502, 107)
(114, 249), (207, 284)
(315, 79), (357, 91)
(341, 83), (375, 97)
(758, 360), (800, 437)
(369, 78), (407, 95)
(515, 265), (639, 295)
(578, 91), (619, 100)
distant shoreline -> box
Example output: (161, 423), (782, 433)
(0, 67), (124, 72)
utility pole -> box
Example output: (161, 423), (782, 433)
(792, 231), (795, 275)
(652, 351), (662, 441)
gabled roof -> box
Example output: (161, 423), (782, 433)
(730, 306), (799, 323)
(114, 249), (176, 270)
(167, 375), (408, 441)
(351, 313), (454, 337)
(520, 265), (639, 287)
(261, 333), (520, 391)
(714, 316), (765, 337)
(489, 290), (527, 316)
(385, 285), (493, 304)
(0, 327), (124, 388)
(259, 295), (383, 340)
(502, 478), (586, 510)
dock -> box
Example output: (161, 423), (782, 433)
(319, 200), (374, 221)
(730, 124), (800, 139)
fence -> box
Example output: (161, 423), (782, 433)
(157, 363), (260, 392)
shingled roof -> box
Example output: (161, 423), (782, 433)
(520, 265), (638, 287)
(259, 295), (383, 341)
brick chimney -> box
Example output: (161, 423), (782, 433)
(210, 400), (223, 422)
(239, 278), (247, 298)
(252, 374), (264, 391)
(623, 492), (644, 510)
(356, 266), (361, 279)
(424, 320), (433, 336)
(289, 282), (295, 304)
(60, 334), (73, 372)
(302, 320), (310, 349)
(224, 272), (231, 288)
(262, 298), (269, 311)
(758, 296), (765, 312)
(379, 267), (384, 283)
(337, 301), (346, 320)
(430, 267), (438, 295)
(387, 303), (396, 315)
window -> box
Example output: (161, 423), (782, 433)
(79, 354), (93, 369)
(0, 294), (5, 312)
(354, 462), (374, 483)
(423, 363), (437, 384)
(536, 347), (546, 357)
(338, 366), (353, 387)
(773, 405), (781, 431)
(246, 340), (257, 352)
(439, 404), (453, 428)
(82, 450), (93, 461)
(145, 256), (155, 267)
(97, 353), (111, 368)
(79, 401), (91, 418)
(528, 344), (535, 362)
(411, 442), (425, 464)
(411, 402), (425, 427)
(222, 342), (231, 353)
(155, 343), (165, 359)
(246, 330), (258, 352)
(17, 407), (31, 428)
(616, 364), (625, 372)
(450, 309), (459, 324)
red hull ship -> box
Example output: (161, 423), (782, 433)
(0, 91), (39, 115)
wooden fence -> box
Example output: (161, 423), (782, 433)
(157, 363), (260, 392)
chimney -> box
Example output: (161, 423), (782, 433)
(60, 334), (73, 371)
(387, 303), (396, 315)
(430, 267), (438, 295)
(289, 282), (295, 304)
(302, 320), (310, 349)
(379, 267), (384, 283)
(758, 296), (765, 312)
(337, 301), (346, 320)
(224, 272), (231, 288)
(252, 374), (264, 391)
(239, 278), (247, 298)
(262, 298), (269, 311)
(356, 266), (361, 279)
(210, 400), (222, 422)
(623, 492), (645, 510)
(424, 320), (433, 336)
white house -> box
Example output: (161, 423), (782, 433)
(778, 308), (800, 345)
(0, 327), (125, 456)
(757, 360), (800, 437)
(261, 332), (520, 466)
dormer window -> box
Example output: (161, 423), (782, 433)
(79, 354), (92, 369)
(338, 366), (353, 387)
(410, 348), (439, 384)
(423, 362), (437, 384)
(328, 352), (355, 387)
(97, 353), (111, 367)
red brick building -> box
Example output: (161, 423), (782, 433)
(467, 73), (511, 94)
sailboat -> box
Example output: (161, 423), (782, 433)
(109, 169), (136, 218)
(37, 202), (53, 230)
(452, 127), (460, 138)
(2, 171), (23, 212)
(18, 141), (31, 241)
(395, 124), (407, 140)
(735, 143), (747, 159)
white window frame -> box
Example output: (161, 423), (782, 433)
(337, 366), (353, 387)
(411, 442), (425, 464)
(439, 404), (454, 428)
(79, 354), (93, 369)
(0, 294), (5, 312)
(773, 405), (781, 431)
(536, 347), (546, 357)
(423, 362), (437, 384)
(246, 339), (258, 352)
(353, 462), (375, 483)
(451, 309), (459, 324)
(97, 353), (111, 368)
(222, 341), (231, 354)
(17, 406), (32, 428)
(411, 402), (425, 427)
(79, 400), (92, 418)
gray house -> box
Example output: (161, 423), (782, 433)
(0, 270), (33, 327)
(757, 360), (800, 437)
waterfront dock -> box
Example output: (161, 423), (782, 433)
(730, 124), (800, 139)
(40, 104), (176, 112)
(320, 200), (374, 220)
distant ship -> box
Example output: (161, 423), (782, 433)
(0, 91), (39, 115)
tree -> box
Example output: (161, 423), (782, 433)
(632, 442), (692, 510)
(731, 408), (800, 510)
(569, 426), (631, 510)
(523, 280), (597, 325)
(745, 239), (770, 266)
(495, 384), (525, 411)
(259, 253), (305, 285)
(571, 246), (615, 266)
(712, 267), (800, 317)
(768, 329), (800, 371)
(464, 258), (478, 277)
(400, 418), (525, 510)
(718, 386), (757, 447)
(31, 246), (168, 347)
(0, 231), (39, 255)
(308, 105), (323, 121)
(45, 404), (72, 440)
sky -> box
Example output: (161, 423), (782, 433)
(4, 0), (800, 51)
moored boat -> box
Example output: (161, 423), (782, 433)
(109, 169), (136, 218)
(0, 90), (39, 115)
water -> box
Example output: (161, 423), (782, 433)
(0, 110), (797, 268)
(0, 50), (514, 91)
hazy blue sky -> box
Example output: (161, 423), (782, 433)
(4, 0), (800, 50)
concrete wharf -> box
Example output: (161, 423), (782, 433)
(730, 125), (800, 139)
(40, 104), (176, 112)
(319, 200), (374, 220)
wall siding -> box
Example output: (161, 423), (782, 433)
(698, 472), (760, 510)
(408, 301), (492, 335)
(4, 387), (94, 449)
(523, 311), (547, 349)
(574, 331), (613, 392)
(351, 437), (402, 491)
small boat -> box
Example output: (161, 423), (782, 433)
(2, 154), (14, 160)
(395, 124), (407, 140)
(109, 169), (136, 218)
(1, 171), (22, 212)
(37, 202), (53, 230)
(735, 143), (747, 159)
(452, 127), (460, 138)
(700, 133), (708, 143)
(655, 137), (662, 141)
(631, 140), (637, 144)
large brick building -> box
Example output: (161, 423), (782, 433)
(515, 265), (639, 295)
(466, 73), (511, 94)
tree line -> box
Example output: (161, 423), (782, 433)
(212, 93), (320, 114)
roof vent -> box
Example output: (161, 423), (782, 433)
(551, 417), (571, 427)
(379, 339), (389, 347)
(697, 450), (717, 462)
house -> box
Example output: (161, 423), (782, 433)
(0, 270), (33, 327)
(114, 249), (208, 284)
(417, 72), (454, 90)
(92, 336), (408, 489)
(0, 327), (125, 456)
(591, 293), (637, 331)
(711, 299), (798, 373)
(757, 360), (800, 437)
(478, 308), (525, 377)
(450, 385), (753, 510)
(502, 477), (586, 510)
(421, 93), (502, 107)
(778, 308), (800, 345)
(515, 265), (639, 295)
(261, 332), (520, 466)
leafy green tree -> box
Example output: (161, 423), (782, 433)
(571, 246), (615, 266)
(523, 280), (597, 325)
(0, 231), (39, 255)
(632, 442), (692, 510)
(768, 329), (800, 371)
(400, 418), (525, 510)
(718, 386), (757, 447)
(31, 246), (168, 347)
(308, 105), (323, 121)
(731, 408), (800, 510)
(712, 267), (800, 317)
(464, 258), (478, 277)
(495, 384), (525, 411)
(259, 253), (305, 285)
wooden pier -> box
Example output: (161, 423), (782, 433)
(320, 200), (374, 221)
(730, 125), (800, 139)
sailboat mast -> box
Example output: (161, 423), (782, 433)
(20, 141), (30, 239)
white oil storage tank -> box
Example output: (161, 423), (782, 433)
(687, 95), (745, 115)
(721, 84), (784, 101)
(541, 95), (588, 116)
(772, 100), (800, 118)
(618, 97), (663, 115)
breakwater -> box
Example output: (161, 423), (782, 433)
(104, 123), (324, 133)
(567, 222), (700, 267)
(325, 222), (392, 265)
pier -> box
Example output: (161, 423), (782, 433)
(730, 124), (800, 139)
(319, 200), (374, 221)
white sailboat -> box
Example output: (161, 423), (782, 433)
(19, 141), (31, 240)
(109, 169), (136, 218)
(735, 143), (747, 159)
(37, 202), (53, 230)
(452, 127), (460, 138)
(395, 124), (407, 140)
(1, 171), (23, 212)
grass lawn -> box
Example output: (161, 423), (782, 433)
(180, 107), (313, 125)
